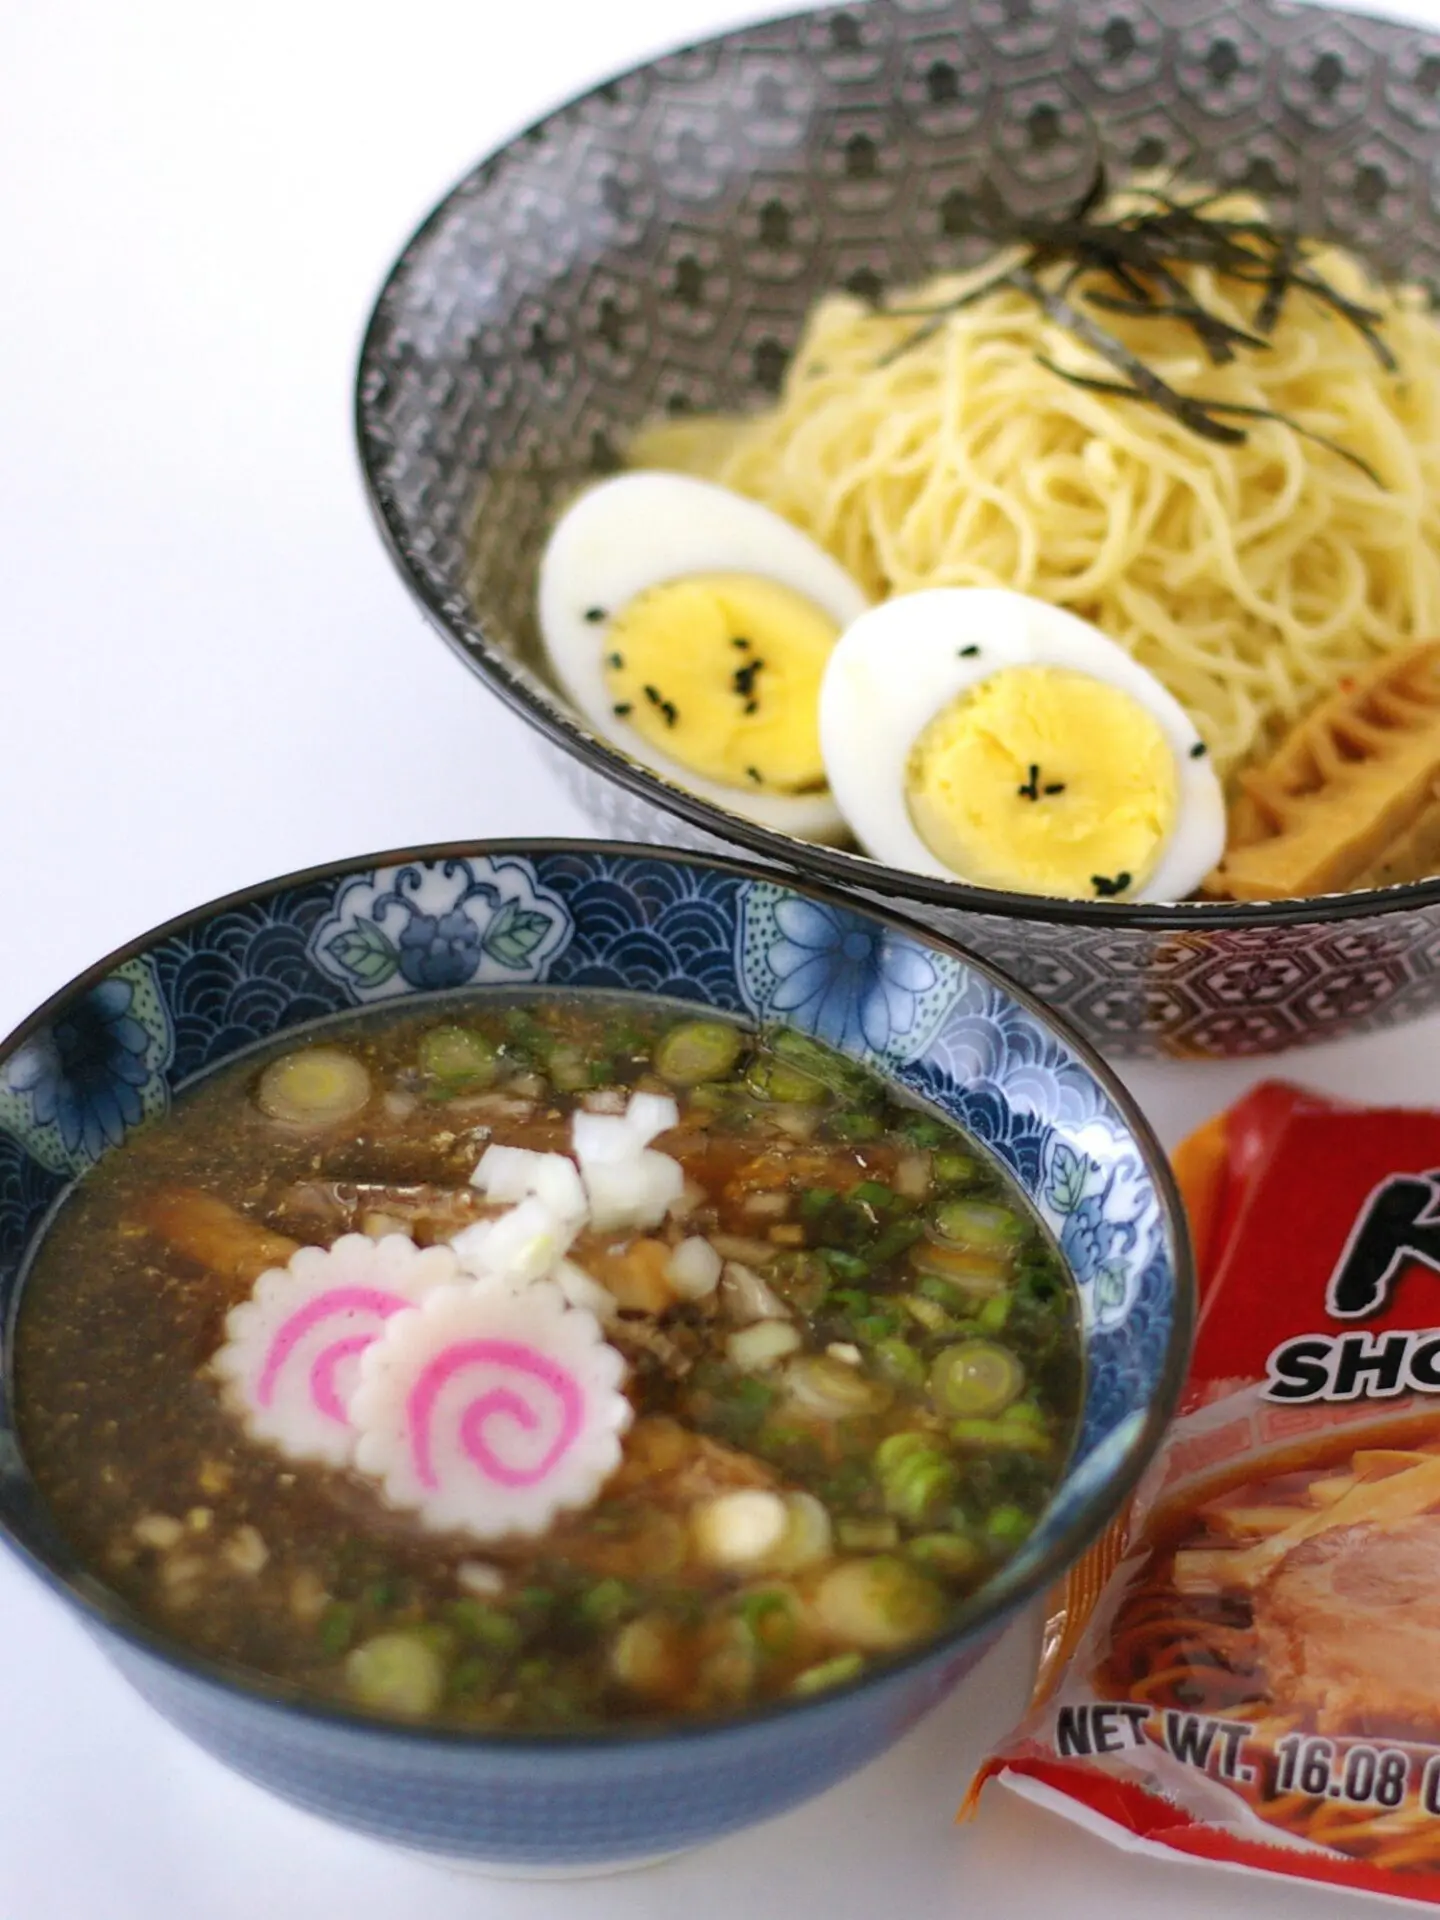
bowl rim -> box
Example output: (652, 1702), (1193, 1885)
(0, 835), (1194, 1753)
(353, 0), (1440, 936)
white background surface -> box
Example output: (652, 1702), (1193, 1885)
(4, 1), (1440, 1914)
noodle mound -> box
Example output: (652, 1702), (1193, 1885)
(633, 195), (1440, 779)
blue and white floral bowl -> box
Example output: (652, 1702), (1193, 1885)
(0, 842), (1192, 1871)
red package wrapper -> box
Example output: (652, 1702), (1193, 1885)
(968, 1081), (1440, 1902)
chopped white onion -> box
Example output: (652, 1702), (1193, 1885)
(583, 1150), (685, 1234)
(573, 1093), (680, 1168)
(456, 1560), (506, 1597)
(727, 1320), (803, 1370)
(626, 1090), (680, 1144)
(895, 1153), (932, 1199)
(471, 1145), (586, 1222)
(555, 1258), (619, 1321)
(572, 1110), (640, 1167)
(667, 1236), (723, 1300)
(451, 1196), (578, 1286)
(721, 1262), (789, 1324)
(741, 1191), (790, 1218)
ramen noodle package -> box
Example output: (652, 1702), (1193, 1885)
(969, 1081), (1440, 1902)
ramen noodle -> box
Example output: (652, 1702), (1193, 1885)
(968, 1082), (1440, 1903)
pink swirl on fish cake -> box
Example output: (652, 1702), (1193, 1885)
(351, 1280), (630, 1539)
(212, 1233), (461, 1468)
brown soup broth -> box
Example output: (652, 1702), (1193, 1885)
(14, 992), (1080, 1729)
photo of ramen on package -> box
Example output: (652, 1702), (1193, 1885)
(969, 1082), (1440, 1903)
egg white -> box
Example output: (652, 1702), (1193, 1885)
(818, 587), (1227, 903)
(537, 472), (869, 839)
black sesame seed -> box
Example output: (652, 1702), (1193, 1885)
(643, 685), (664, 707)
(612, 703), (633, 717)
(606, 652), (624, 669)
(731, 636), (752, 650)
(584, 607), (607, 623)
(1017, 764), (1041, 802)
(661, 700), (679, 728)
(744, 699), (759, 715)
(1190, 741), (1208, 759)
(1091, 872), (1132, 898)
(746, 766), (763, 783)
(1044, 782), (1066, 795)
(959, 644), (981, 658)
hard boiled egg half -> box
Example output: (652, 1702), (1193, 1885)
(819, 589), (1226, 904)
(537, 472), (869, 839)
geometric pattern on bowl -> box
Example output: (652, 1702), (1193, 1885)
(357, 0), (1440, 1057)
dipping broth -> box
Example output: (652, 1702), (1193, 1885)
(15, 996), (1080, 1730)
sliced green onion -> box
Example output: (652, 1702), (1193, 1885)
(448, 1654), (500, 1702)
(874, 1430), (932, 1475)
(790, 1651), (866, 1696)
(828, 1112), (882, 1143)
(799, 1187), (837, 1224)
(873, 1338), (926, 1390)
(418, 1025), (499, 1090)
(950, 1408), (1052, 1455)
(256, 1048), (371, 1128)
(882, 1448), (958, 1525)
(899, 1292), (961, 1335)
(837, 1516), (901, 1552)
(770, 1028), (874, 1099)
(933, 1199), (1023, 1253)
(821, 1250), (872, 1285)
(906, 1531), (982, 1580)
(546, 1042), (592, 1092)
(917, 1274), (970, 1314)
(345, 1632), (446, 1717)
(851, 1180), (894, 1211)
(784, 1354), (892, 1420)
(317, 1601), (356, 1657)
(447, 1599), (523, 1651)
(735, 1586), (801, 1655)
(932, 1151), (980, 1186)
(577, 1578), (638, 1631)
(812, 1557), (945, 1652)
(975, 1292), (1011, 1335)
(930, 1341), (1025, 1419)
(869, 1218), (926, 1263)
(654, 1020), (745, 1086)
(986, 1505), (1035, 1544)
(748, 1056), (830, 1104)
(910, 1239), (1010, 1295)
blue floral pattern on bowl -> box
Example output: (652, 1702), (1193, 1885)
(738, 883), (963, 1063)
(1045, 1126), (1159, 1332)
(0, 958), (174, 1174)
(0, 841), (1189, 1871)
(310, 855), (572, 1002)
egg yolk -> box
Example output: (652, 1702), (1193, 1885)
(905, 666), (1178, 900)
(602, 573), (839, 794)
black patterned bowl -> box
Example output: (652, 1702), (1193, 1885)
(356, 0), (1440, 1059)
